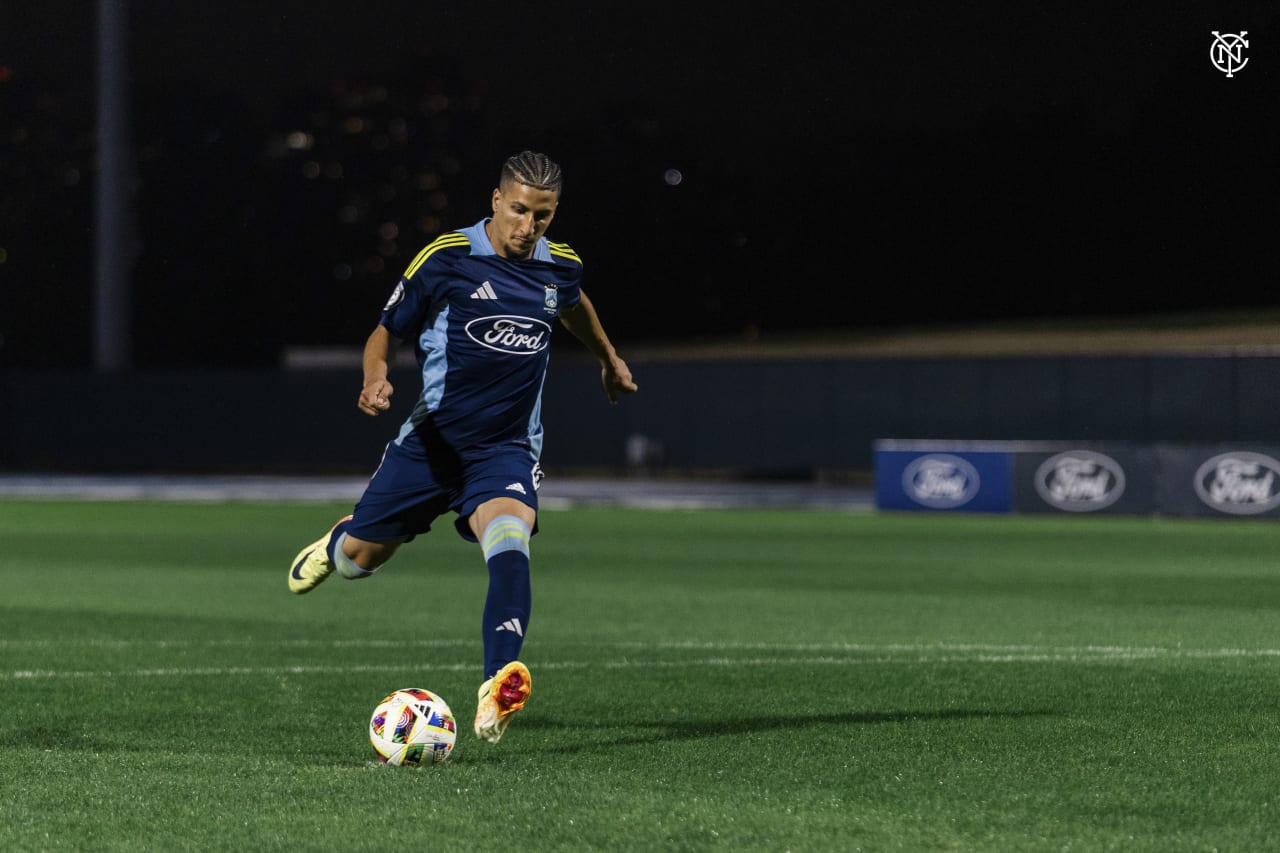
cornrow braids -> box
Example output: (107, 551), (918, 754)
(501, 151), (563, 194)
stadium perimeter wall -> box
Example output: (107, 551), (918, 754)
(2, 352), (1277, 477)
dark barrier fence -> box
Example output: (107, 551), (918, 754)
(2, 352), (1278, 476)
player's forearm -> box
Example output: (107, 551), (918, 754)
(561, 292), (619, 365)
(363, 324), (394, 383)
(562, 291), (638, 403)
(356, 325), (398, 416)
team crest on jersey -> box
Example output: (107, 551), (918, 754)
(465, 315), (553, 356)
(383, 281), (405, 311)
(543, 285), (558, 315)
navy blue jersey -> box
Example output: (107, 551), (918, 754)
(379, 219), (583, 457)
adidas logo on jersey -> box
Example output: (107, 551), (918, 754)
(496, 618), (524, 636)
(470, 281), (498, 300)
(505, 482), (527, 495)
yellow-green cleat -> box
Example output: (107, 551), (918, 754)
(287, 515), (352, 594)
(474, 661), (531, 743)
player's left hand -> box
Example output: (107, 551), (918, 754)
(358, 378), (395, 416)
(602, 357), (638, 404)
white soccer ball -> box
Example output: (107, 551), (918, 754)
(369, 688), (457, 766)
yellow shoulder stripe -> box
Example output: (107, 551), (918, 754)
(403, 232), (470, 279)
(547, 241), (582, 265)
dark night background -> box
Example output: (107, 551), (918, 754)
(1, 1), (1276, 369)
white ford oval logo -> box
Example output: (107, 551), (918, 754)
(1193, 451), (1280, 515)
(465, 315), (552, 355)
(902, 454), (980, 509)
(1034, 450), (1126, 512)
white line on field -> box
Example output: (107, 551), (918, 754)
(0, 638), (417, 648)
(643, 640), (1280, 659)
(0, 637), (478, 649)
(4, 645), (1280, 681)
(3, 638), (1280, 659)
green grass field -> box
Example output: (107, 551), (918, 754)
(3, 500), (1279, 851)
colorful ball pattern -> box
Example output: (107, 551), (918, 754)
(369, 688), (457, 766)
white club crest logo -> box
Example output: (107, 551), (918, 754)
(383, 281), (405, 311)
(1210, 31), (1249, 78)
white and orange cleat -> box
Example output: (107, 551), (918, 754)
(474, 661), (531, 743)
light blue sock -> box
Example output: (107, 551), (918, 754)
(331, 532), (377, 580)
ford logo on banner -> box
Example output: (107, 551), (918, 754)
(902, 454), (981, 509)
(1034, 450), (1126, 512)
(1193, 451), (1280, 515)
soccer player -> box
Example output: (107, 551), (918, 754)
(288, 151), (637, 743)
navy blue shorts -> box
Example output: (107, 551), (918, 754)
(345, 424), (542, 544)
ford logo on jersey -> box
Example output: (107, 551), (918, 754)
(465, 315), (553, 355)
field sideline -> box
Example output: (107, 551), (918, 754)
(2, 500), (1279, 851)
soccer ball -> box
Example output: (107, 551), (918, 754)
(369, 688), (457, 766)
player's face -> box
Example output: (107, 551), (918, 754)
(488, 182), (559, 259)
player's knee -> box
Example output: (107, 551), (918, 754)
(470, 497), (536, 540)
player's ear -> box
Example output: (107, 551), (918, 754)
(491, 187), (502, 213)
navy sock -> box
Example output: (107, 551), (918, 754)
(324, 518), (353, 564)
(480, 516), (532, 679)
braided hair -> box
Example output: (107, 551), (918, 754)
(500, 151), (563, 194)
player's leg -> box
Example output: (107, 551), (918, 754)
(471, 497), (535, 743)
(288, 433), (450, 594)
(288, 517), (410, 594)
(472, 497), (536, 679)
(332, 531), (406, 578)
(456, 454), (541, 743)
